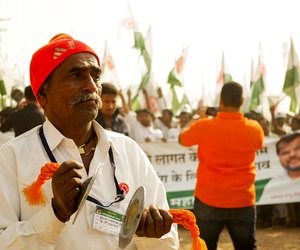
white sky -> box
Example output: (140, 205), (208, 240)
(0, 0), (300, 109)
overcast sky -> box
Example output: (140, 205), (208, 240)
(0, 0), (299, 108)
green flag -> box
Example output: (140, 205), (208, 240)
(167, 70), (182, 87)
(0, 79), (7, 96)
(167, 47), (189, 114)
(170, 85), (180, 113)
(250, 50), (266, 111)
(0, 79), (7, 110)
(180, 93), (190, 106)
(216, 50), (233, 86)
(283, 38), (300, 113)
(131, 26), (157, 110)
(215, 50), (233, 105)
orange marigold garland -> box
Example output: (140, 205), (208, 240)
(22, 162), (60, 206)
(170, 209), (208, 250)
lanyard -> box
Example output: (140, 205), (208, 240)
(39, 126), (124, 207)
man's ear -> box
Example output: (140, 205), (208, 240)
(240, 97), (244, 106)
(219, 99), (224, 110)
(37, 89), (47, 107)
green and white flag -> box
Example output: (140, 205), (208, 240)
(117, 3), (146, 110)
(0, 79), (6, 96)
(131, 26), (159, 112)
(120, 3), (147, 57)
(167, 47), (189, 114)
(216, 50), (233, 86)
(142, 27), (161, 114)
(100, 40), (121, 88)
(215, 50), (233, 105)
(0, 78), (7, 110)
(180, 93), (190, 107)
(250, 49), (266, 111)
(241, 73), (251, 114)
(283, 38), (300, 113)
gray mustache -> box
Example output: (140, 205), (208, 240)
(71, 93), (100, 105)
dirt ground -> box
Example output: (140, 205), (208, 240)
(178, 224), (300, 249)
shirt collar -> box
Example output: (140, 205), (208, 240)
(42, 119), (118, 157)
(217, 111), (243, 120)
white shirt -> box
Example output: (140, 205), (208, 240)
(153, 119), (170, 138)
(166, 126), (181, 141)
(260, 169), (300, 205)
(0, 131), (14, 146)
(125, 112), (163, 143)
(0, 120), (179, 250)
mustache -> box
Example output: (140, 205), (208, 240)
(71, 93), (100, 105)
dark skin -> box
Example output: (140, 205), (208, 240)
(38, 52), (173, 237)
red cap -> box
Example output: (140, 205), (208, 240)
(29, 33), (100, 100)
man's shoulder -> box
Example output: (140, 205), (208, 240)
(106, 130), (142, 151)
(0, 126), (40, 151)
(106, 129), (133, 142)
(244, 118), (264, 131)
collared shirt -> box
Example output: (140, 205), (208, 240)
(259, 170), (300, 205)
(180, 112), (264, 208)
(0, 119), (179, 249)
(125, 112), (163, 143)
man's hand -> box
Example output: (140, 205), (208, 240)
(135, 205), (173, 238)
(51, 160), (83, 222)
(157, 87), (163, 98)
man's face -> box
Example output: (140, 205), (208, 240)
(100, 94), (117, 116)
(278, 137), (300, 171)
(276, 117), (285, 128)
(137, 112), (152, 127)
(161, 111), (172, 124)
(179, 112), (191, 128)
(291, 117), (300, 131)
(258, 118), (270, 136)
(39, 53), (102, 126)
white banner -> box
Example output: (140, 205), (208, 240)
(139, 134), (300, 209)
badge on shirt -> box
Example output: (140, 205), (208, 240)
(93, 206), (125, 236)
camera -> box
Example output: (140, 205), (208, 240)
(205, 107), (219, 116)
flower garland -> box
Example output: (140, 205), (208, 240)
(22, 162), (60, 206)
(170, 209), (207, 250)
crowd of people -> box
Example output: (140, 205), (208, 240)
(0, 33), (299, 250)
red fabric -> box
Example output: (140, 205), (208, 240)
(30, 33), (100, 100)
(180, 112), (264, 208)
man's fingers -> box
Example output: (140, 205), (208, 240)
(63, 177), (82, 195)
(145, 208), (156, 237)
(53, 160), (83, 176)
(53, 167), (82, 183)
(65, 187), (81, 203)
(135, 206), (173, 238)
(148, 205), (163, 237)
(159, 208), (173, 235)
(136, 209), (148, 236)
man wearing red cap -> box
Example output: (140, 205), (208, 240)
(0, 34), (179, 249)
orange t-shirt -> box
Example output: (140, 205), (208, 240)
(179, 112), (264, 208)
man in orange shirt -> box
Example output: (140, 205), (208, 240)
(179, 82), (264, 250)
